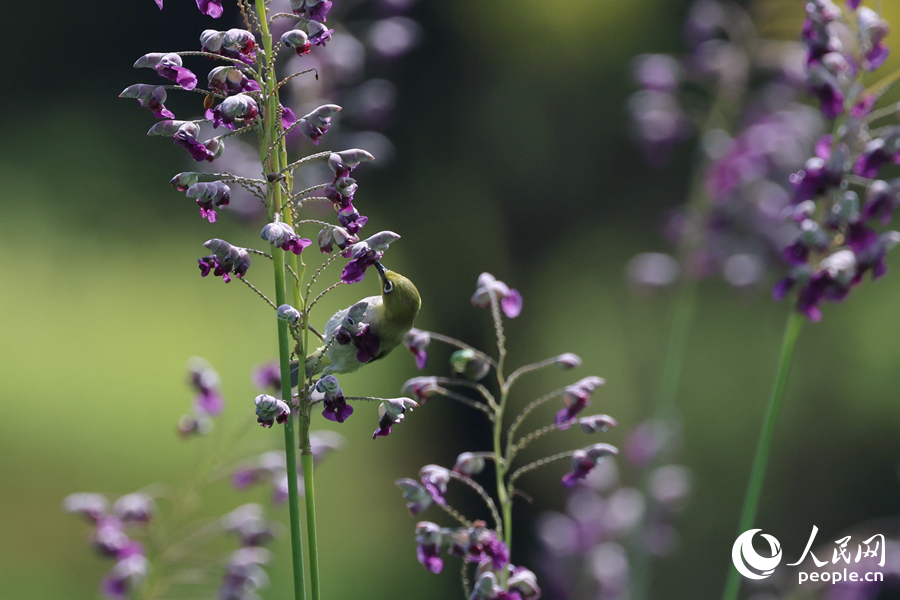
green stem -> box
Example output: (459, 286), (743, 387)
(653, 278), (698, 415)
(300, 452), (321, 600)
(721, 310), (804, 600)
(274, 248), (307, 600)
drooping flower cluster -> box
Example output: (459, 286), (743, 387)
(217, 504), (278, 600)
(627, 0), (825, 290)
(774, 1), (900, 321)
(178, 357), (225, 436)
(64, 492), (155, 600)
(537, 447), (692, 600)
(393, 275), (617, 598)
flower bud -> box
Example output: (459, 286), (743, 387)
(147, 120), (189, 136)
(401, 376), (440, 403)
(255, 394), (290, 427)
(170, 172), (199, 191)
(63, 493), (109, 523)
(450, 349), (490, 381)
(276, 304), (301, 324)
(453, 452), (486, 476)
(112, 493), (155, 523)
(403, 329), (430, 370)
(373, 397), (417, 438)
(305, 19), (334, 46)
(396, 478), (433, 514)
(555, 353), (582, 369)
(299, 104), (341, 144)
(328, 149), (375, 175)
(282, 29), (311, 55)
(579, 414), (618, 433)
(508, 567), (541, 599)
(200, 29), (226, 53)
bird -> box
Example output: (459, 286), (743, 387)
(292, 261), (421, 384)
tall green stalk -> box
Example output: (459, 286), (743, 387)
(721, 310), (804, 600)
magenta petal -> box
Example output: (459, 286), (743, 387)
(501, 289), (523, 318)
(155, 0), (163, 8)
(196, 0), (224, 17)
(174, 67), (198, 90)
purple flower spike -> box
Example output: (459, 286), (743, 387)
(555, 376), (606, 429)
(298, 104), (341, 144)
(186, 181), (231, 223)
(255, 394), (291, 428)
(196, 0), (224, 18)
(415, 522), (445, 574)
(119, 84), (174, 119)
(419, 465), (450, 505)
(396, 479), (434, 514)
(373, 397), (417, 439)
(134, 53), (197, 90)
(471, 273), (523, 318)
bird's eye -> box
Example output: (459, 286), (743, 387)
(383, 280), (394, 294)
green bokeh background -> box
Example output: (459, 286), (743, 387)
(3, 0), (900, 598)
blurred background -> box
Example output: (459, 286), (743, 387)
(3, 0), (900, 598)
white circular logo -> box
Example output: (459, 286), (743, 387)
(732, 529), (782, 580)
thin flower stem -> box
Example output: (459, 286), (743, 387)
(447, 471), (502, 531)
(721, 310), (804, 600)
(305, 252), (345, 300)
(438, 501), (473, 528)
(503, 357), (560, 391)
(299, 452), (321, 600)
(424, 332), (499, 370)
(433, 387), (494, 418)
(460, 560), (472, 600)
(507, 451), (575, 487)
(506, 423), (561, 462)
(865, 100), (900, 123)
(239, 277), (276, 309)
(432, 377), (498, 409)
(506, 389), (564, 444)
(282, 151), (333, 175)
(307, 281), (344, 312)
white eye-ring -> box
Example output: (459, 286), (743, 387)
(383, 280), (394, 294)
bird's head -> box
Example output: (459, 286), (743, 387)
(375, 261), (421, 326)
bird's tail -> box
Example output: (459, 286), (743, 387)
(290, 347), (331, 387)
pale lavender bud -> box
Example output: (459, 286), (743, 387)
(401, 376), (440, 403)
(555, 353), (582, 369)
(282, 29), (311, 55)
(579, 414), (618, 433)
(328, 149), (375, 175)
(170, 172), (200, 192)
(255, 394), (290, 427)
(396, 478), (433, 514)
(373, 397), (417, 438)
(276, 304), (301, 323)
(508, 567), (541, 600)
(453, 452), (486, 476)
(63, 493), (108, 523)
(112, 493), (155, 523)
(299, 104), (341, 144)
(147, 120), (189, 136)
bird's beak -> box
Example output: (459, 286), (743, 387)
(374, 261), (387, 283)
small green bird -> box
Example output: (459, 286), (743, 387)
(294, 262), (421, 382)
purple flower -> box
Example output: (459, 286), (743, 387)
(198, 238), (251, 283)
(462, 524), (509, 570)
(325, 177), (358, 209)
(337, 204), (368, 234)
(218, 547), (272, 599)
(91, 516), (131, 558)
(863, 180), (900, 225)
(119, 84), (174, 119)
(317, 226), (356, 253)
(63, 493), (109, 524)
(806, 60), (844, 119)
(170, 172), (199, 192)
(555, 376), (606, 429)
(154, 0), (163, 8)
(298, 104), (341, 144)
(471, 273), (523, 318)
(328, 149), (376, 177)
(854, 134), (900, 178)
(172, 123), (217, 162)
(373, 397), (417, 439)
(260, 222), (312, 255)
(207, 93), (258, 130)
(282, 29), (312, 56)
(508, 567), (542, 600)
(401, 376), (440, 403)
(415, 522), (445, 574)
(200, 28), (256, 64)
(112, 493), (155, 524)
(579, 414), (618, 433)
(100, 552), (149, 600)
(341, 231), (401, 284)
(315, 375), (354, 423)
(397, 479), (433, 514)
(847, 0), (862, 9)
(186, 181), (231, 223)
(255, 394), (290, 427)
(292, 0), (333, 21)
(222, 504), (276, 547)
(419, 465), (450, 505)
(403, 328), (430, 369)
(791, 146), (847, 201)
(306, 19), (334, 46)
(133, 53), (197, 90)
(632, 53), (682, 92)
(196, 0), (224, 18)
(562, 444), (618, 487)
(207, 66), (260, 95)
(253, 362), (281, 391)
(858, 7), (891, 71)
